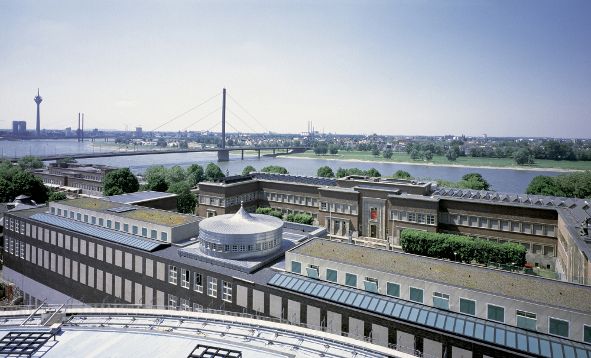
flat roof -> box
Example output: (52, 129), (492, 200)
(289, 239), (591, 313)
(53, 197), (199, 227)
(106, 191), (178, 204)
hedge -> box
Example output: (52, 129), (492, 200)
(400, 229), (526, 267)
(255, 207), (283, 219)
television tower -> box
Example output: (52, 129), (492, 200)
(34, 89), (43, 136)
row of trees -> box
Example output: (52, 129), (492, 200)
(436, 173), (491, 191)
(400, 229), (526, 267)
(526, 171), (591, 198)
(313, 143), (339, 155)
(0, 160), (48, 203)
(255, 207), (314, 225)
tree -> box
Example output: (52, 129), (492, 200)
(365, 168), (381, 177)
(446, 149), (458, 161)
(0, 177), (12, 202)
(336, 167), (366, 178)
(204, 163), (225, 181)
(261, 165), (289, 174)
(103, 168), (139, 196)
(409, 149), (421, 160)
(156, 138), (167, 147)
(242, 165), (257, 176)
(371, 148), (381, 156)
(317, 166), (335, 178)
(382, 148), (393, 159)
(423, 150), (433, 161)
(11, 170), (48, 203)
(144, 166), (169, 192)
(393, 170), (412, 179)
(56, 157), (77, 167)
(166, 165), (186, 184)
(179, 140), (189, 149)
(186, 164), (204, 186)
(285, 213), (314, 225)
(48, 191), (67, 202)
(514, 149), (535, 165)
(526, 172), (591, 198)
(175, 188), (196, 214)
(460, 173), (490, 190)
(256, 207), (283, 219)
(328, 144), (339, 155)
(18, 156), (43, 170)
(313, 143), (328, 155)
(526, 175), (562, 196)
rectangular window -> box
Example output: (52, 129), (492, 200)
(181, 268), (190, 289)
(123, 223), (129, 232)
(106, 219), (112, 228)
(544, 246), (555, 257)
(407, 212), (416, 222)
(142, 227), (147, 237)
(194, 273), (203, 293)
(83, 214), (88, 223)
(91, 216), (96, 225)
(306, 265), (319, 279)
(459, 298), (476, 316)
(433, 292), (450, 310)
(222, 281), (232, 302)
(291, 261), (301, 274)
(363, 277), (378, 293)
(584, 325), (591, 344)
(487, 304), (505, 323)
(427, 215), (436, 225)
(386, 282), (400, 297)
(549, 318), (569, 338)
(370, 207), (378, 221)
(161, 232), (168, 241)
(516, 310), (537, 331)
(115, 221), (120, 230)
(207, 276), (218, 298)
(132, 226), (138, 234)
(98, 218), (104, 226)
(77, 213), (82, 221)
(410, 287), (423, 303)
(168, 265), (177, 285)
(326, 268), (338, 282)
(168, 294), (177, 308)
(345, 273), (357, 287)
(180, 298), (190, 311)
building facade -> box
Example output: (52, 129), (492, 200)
(33, 162), (117, 196)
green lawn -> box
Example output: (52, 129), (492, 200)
(291, 151), (591, 171)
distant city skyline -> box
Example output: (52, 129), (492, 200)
(0, 1), (590, 137)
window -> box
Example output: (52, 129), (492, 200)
(363, 277), (378, 293)
(544, 246), (555, 257)
(168, 265), (178, 285)
(168, 294), (177, 308)
(207, 276), (218, 297)
(180, 298), (190, 310)
(549, 318), (569, 338)
(181, 268), (190, 289)
(386, 282), (400, 297)
(222, 281), (232, 302)
(427, 215), (436, 225)
(326, 269), (338, 283)
(516, 310), (537, 331)
(98, 218), (104, 226)
(410, 287), (423, 303)
(123, 223), (129, 232)
(132, 225), (138, 235)
(306, 265), (319, 279)
(194, 273), (203, 293)
(459, 298), (476, 316)
(487, 304), (504, 323)
(106, 219), (112, 228)
(291, 261), (301, 274)
(115, 221), (120, 230)
(345, 273), (357, 287)
(433, 292), (450, 310)
(161, 232), (168, 241)
(584, 325), (591, 344)
(84, 214), (88, 223)
(91, 216), (96, 225)
(77, 213), (82, 221)
(142, 227), (147, 237)
(151, 230), (157, 239)
(407, 212), (416, 222)
(370, 207), (378, 220)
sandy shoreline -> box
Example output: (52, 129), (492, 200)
(283, 155), (581, 173)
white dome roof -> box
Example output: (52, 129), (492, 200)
(199, 205), (283, 235)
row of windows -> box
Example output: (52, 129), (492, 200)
(201, 239), (279, 253)
(290, 261), (586, 341)
(224, 192), (258, 207)
(320, 201), (357, 215)
(265, 191), (318, 209)
(49, 207), (169, 242)
(439, 213), (556, 238)
(391, 210), (436, 226)
(72, 182), (102, 192)
(167, 265), (232, 302)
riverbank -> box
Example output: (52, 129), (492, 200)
(288, 152), (587, 173)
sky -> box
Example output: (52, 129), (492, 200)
(0, 0), (590, 137)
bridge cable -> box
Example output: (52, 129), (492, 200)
(228, 109), (257, 133)
(152, 92), (221, 132)
(224, 120), (242, 135)
(227, 94), (269, 133)
(182, 106), (222, 131)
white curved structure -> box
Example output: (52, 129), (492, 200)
(198, 204), (283, 259)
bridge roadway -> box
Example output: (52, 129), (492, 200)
(22, 146), (310, 162)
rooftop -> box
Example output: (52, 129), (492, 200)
(106, 191), (178, 204)
(199, 206), (283, 236)
(289, 239), (591, 313)
(0, 306), (405, 358)
(53, 197), (200, 227)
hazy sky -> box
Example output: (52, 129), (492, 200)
(1, 1), (590, 137)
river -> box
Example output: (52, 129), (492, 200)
(0, 139), (562, 193)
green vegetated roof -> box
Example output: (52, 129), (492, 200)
(58, 197), (198, 227)
(291, 239), (591, 313)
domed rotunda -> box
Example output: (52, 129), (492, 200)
(198, 203), (283, 260)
